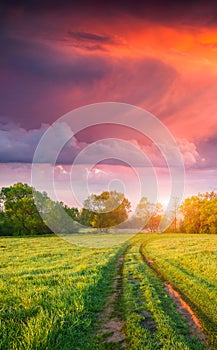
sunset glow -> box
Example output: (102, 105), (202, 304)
(0, 0), (217, 208)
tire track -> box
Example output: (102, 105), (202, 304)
(95, 244), (131, 348)
(139, 242), (206, 343)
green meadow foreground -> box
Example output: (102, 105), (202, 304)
(0, 234), (217, 349)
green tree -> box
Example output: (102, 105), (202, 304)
(80, 191), (131, 230)
(0, 183), (81, 236)
(199, 194), (217, 233)
(180, 195), (203, 233)
(180, 192), (217, 234)
(62, 205), (80, 222)
(0, 183), (52, 235)
(43, 200), (80, 234)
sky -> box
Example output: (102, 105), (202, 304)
(0, 0), (217, 210)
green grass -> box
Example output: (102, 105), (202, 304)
(122, 236), (205, 350)
(0, 233), (216, 349)
(141, 233), (217, 347)
(0, 235), (128, 350)
(61, 232), (134, 248)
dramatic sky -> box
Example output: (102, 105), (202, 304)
(0, 0), (217, 208)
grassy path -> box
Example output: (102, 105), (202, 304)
(142, 234), (217, 348)
(93, 236), (207, 349)
(122, 237), (206, 349)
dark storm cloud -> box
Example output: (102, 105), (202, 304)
(0, 121), (138, 165)
(68, 31), (113, 44)
(67, 31), (118, 51)
(0, 21), (177, 130)
(0, 121), (83, 163)
(0, 122), (46, 162)
(1, 0), (217, 25)
(0, 32), (112, 128)
(0, 35), (111, 84)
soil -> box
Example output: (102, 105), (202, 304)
(140, 244), (206, 343)
(96, 242), (207, 348)
(164, 282), (205, 341)
(96, 255), (126, 347)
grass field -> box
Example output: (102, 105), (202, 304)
(142, 234), (217, 347)
(0, 233), (216, 349)
(0, 236), (128, 349)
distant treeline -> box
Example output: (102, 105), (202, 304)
(0, 183), (216, 236)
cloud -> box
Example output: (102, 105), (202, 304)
(121, 138), (203, 168)
(68, 31), (112, 42)
(56, 165), (68, 175)
(2, 0), (217, 26)
(197, 135), (217, 168)
(177, 138), (200, 167)
(66, 31), (122, 51)
(0, 35), (111, 84)
(151, 70), (217, 142)
(0, 123), (48, 162)
(68, 31), (113, 43)
(92, 57), (177, 109)
(0, 122), (81, 163)
(0, 120), (206, 170)
(0, 49), (177, 130)
(0, 2), (217, 171)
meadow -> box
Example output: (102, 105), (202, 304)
(0, 233), (216, 349)
(0, 235), (127, 349)
(143, 234), (217, 346)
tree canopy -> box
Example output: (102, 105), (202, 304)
(80, 191), (131, 230)
(0, 183), (51, 235)
(0, 183), (80, 236)
(0, 183), (216, 235)
(134, 197), (163, 232)
(180, 192), (217, 234)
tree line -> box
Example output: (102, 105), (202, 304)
(0, 183), (216, 236)
(179, 192), (217, 234)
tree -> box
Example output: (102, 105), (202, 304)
(43, 200), (80, 234)
(146, 203), (163, 232)
(198, 194), (217, 234)
(62, 205), (80, 222)
(0, 183), (52, 235)
(135, 197), (151, 220)
(180, 195), (202, 233)
(80, 191), (131, 230)
(163, 197), (182, 233)
(0, 183), (81, 236)
(134, 197), (163, 232)
(180, 192), (217, 234)
(170, 197), (180, 232)
(0, 210), (14, 236)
